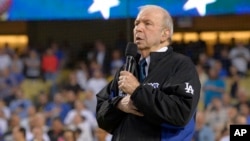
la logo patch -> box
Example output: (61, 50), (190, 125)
(185, 82), (194, 94)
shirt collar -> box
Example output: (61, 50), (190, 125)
(156, 46), (168, 52)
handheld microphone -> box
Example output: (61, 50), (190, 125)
(119, 42), (138, 96)
(124, 42), (138, 72)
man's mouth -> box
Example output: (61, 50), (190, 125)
(135, 37), (142, 40)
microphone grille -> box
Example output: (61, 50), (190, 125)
(125, 42), (137, 57)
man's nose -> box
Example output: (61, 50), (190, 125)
(134, 24), (143, 32)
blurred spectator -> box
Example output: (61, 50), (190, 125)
(9, 61), (25, 87)
(0, 110), (8, 138)
(3, 65), (23, 89)
(11, 53), (24, 73)
(51, 41), (66, 69)
(63, 129), (76, 141)
(23, 49), (41, 79)
(203, 67), (225, 108)
(110, 49), (124, 77)
(88, 60), (101, 77)
(0, 69), (13, 104)
(221, 93), (232, 109)
(11, 126), (26, 141)
(219, 124), (230, 141)
(192, 111), (214, 141)
(11, 52), (24, 75)
(86, 69), (107, 98)
(228, 66), (240, 98)
(32, 113), (49, 134)
(3, 114), (20, 141)
(213, 60), (228, 79)
(64, 100), (97, 132)
(196, 65), (208, 111)
(197, 53), (214, 73)
(9, 88), (32, 119)
(227, 106), (238, 124)
(234, 114), (248, 124)
(75, 61), (89, 90)
(44, 92), (71, 126)
(0, 99), (10, 119)
(47, 117), (64, 141)
(87, 40), (111, 77)
(238, 103), (250, 124)
(234, 87), (250, 109)
(213, 38), (224, 59)
(0, 48), (11, 71)
(205, 98), (228, 140)
(30, 126), (50, 141)
(217, 48), (231, 76)
(229, 42), (250, 77)
(41, 47), (59, 96)
(41, 47), (59, 82)
(34, 91), (50, 112)
(85, 69), (107, 114)
(67, 113), (93, 141)
(63, 71), (83, 96)
(193, 37), (207, 62)
(20, 105), (37, 132)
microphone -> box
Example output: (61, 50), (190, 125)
(124, 42), (138, 72)
(119, 42), (137, 96)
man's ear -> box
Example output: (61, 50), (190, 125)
(161, 29), (169, 42)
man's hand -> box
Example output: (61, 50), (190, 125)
(117, 95), (144, 117)
(118, 71), (140, 95)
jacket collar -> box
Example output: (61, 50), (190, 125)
(135, 47), (173, 74)
(135, 47), (173, 62)
(149, 47), (173, 73)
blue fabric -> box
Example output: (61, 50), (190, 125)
(44, 102), (71, 126)
(247, 115), (250, 124)
(139, 58), (147, 82)
(198, 126), (215, 141)
(9, 99), (32, 119)
(161, 115), (195, 141)
(203, 79), (225, 107)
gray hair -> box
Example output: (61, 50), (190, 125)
(139, 5), (174, 42)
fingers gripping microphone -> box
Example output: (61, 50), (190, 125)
(125, 42), (138, 73)
(119, 42), (137, 96)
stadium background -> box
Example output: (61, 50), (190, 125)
(0, 0), (250, 141)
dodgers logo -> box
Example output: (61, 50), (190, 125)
(146, 82), (159, 88)
(185, 82), (194, 94)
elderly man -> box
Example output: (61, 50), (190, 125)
(96, 5), (200, 141)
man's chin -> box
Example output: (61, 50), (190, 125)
(138, 46), (151, 51)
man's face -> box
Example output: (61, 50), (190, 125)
(133, 8), (165, 51)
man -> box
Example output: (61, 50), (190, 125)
(96, 5), (200, 141)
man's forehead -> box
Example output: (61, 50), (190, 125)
(136, 11), (162, 23)
(141, 8), (163, 16)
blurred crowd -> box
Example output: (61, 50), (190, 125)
(173, 38), (250, 141)
(0, 38), (249, 141)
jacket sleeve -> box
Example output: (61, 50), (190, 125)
(131, 57), (200, 127)
(96, 70), (127, 133)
